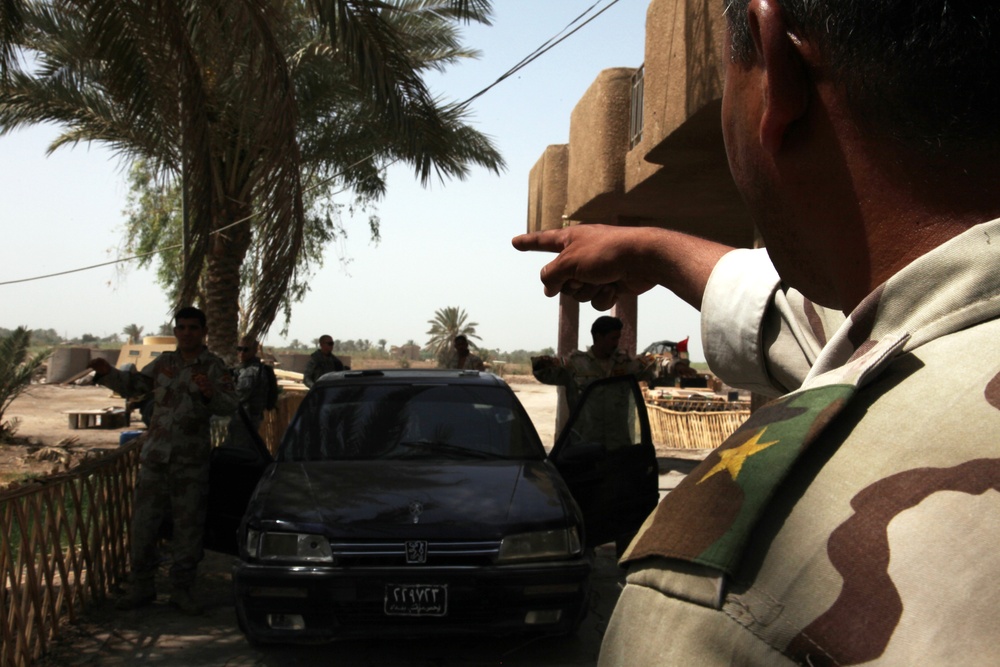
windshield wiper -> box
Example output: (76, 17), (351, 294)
(397, 440), (505, 460)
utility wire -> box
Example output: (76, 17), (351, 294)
(0, 0), (625, 288)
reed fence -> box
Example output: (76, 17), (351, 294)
(0, 388), (306, 667)
(647, 402), (750, 450)
(259, 388), (306, 454)
(0, 440), (140, 667)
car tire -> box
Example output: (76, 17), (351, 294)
(237, 616), (266, 648)
(234, 592), (265, 648)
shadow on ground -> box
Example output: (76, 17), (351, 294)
(38, 543), (625, 667)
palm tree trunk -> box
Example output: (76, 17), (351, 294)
(202, 204), (253, 362)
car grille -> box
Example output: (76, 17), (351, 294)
(331, 540), (501, 567)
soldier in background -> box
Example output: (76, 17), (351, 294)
(531, 315), (654, 412)
(229, 336), (277, 450)
(438, 334), (486, 371)
(532, 316), (655, 441)
(303, 334), (348, 387)
(88, 306), (237, 615)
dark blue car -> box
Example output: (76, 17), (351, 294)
(205, 369), (656, 645)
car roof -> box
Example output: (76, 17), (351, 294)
(313, 368), (509, 388)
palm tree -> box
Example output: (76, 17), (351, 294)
(1, 1), (502, 358)
(122, 324), (144, 345)
(0, 327), (49, 440)
(424, 306), (480, 359)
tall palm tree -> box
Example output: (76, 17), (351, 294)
(424, 306), (480, 359)
(122, 324), (144, 345)
(1, 0), (501, 358)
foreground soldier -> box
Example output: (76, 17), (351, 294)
(89, 307), (237, 614)
(514, 0), (1000, 663)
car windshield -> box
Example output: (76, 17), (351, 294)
(278, 383), (545, 462)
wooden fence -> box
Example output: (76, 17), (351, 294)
(259, 388), (306, 454)
(0, 389), (306, 667)
(647, 402), (750, 450)
(0, 440), (140, 667)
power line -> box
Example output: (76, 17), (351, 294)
(0, 0), (626, 288)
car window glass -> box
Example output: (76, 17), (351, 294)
(278, 384), (545, 462)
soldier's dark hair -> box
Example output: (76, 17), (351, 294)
(454, 334), (468, 343)
(724, 0), (1000, 158)
(174, 306), (206, 328)
(591, 316), (624, 336)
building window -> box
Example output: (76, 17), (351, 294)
(629, 65), (644, 150)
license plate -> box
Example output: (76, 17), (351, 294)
(384, 583), (448, 617)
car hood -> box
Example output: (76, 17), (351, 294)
(246, 460), (580, 540)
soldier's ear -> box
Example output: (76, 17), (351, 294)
(749, 0), (810, 155)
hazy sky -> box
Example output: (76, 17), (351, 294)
(0, 0), (707, 360)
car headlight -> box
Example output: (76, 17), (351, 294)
(246, 528), (334, 563)
(497, 527), (582, 563)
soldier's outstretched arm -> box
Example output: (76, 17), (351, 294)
(512, 225), (733, 312)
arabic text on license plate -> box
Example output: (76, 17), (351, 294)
(384, 583), (448, 617)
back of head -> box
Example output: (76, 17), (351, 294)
(725, 0), (1000, 159)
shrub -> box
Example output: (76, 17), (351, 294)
(0, 327), (50, 441)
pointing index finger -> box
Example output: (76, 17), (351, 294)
(511, 230), (567, 253)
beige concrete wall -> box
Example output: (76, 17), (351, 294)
(526, 144), (569, 233)
(565, 67), (637, 222)
(615, 0), (752, 247)
(639, 0), (725, 167)
(115, 338), (178, 372)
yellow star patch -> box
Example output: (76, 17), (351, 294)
(698, 428), (779, 484)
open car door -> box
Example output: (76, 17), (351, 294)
(549, 375), (658, 552)
(203, 407), (274, 555)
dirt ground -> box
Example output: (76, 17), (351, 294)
(0, 382), (138, 487)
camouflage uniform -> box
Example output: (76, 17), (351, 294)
(229, 356), (269, 449)
(535, 348), (655, 445)
(533, 348), (655, 412)
(601, 219), (1000, 665)
(303, 350), (346, 387)
(438, 349), (486, 371)
(98, 347), (237, 592)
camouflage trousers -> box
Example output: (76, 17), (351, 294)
(128, 458), (210, 591)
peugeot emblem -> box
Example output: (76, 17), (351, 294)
(408, 501), (424, 524)
(405, 540), (428, 564)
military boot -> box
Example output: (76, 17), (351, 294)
(169, 587), (204, 615)
(115, 580), (156, 610)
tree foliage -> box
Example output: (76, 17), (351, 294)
(1, 0), (503, 358)
(0, 326), (49, 440)
(424, 306), (480, 359)
(122, 323), (144, 345)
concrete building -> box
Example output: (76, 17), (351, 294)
(527, 0), (754, 360)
